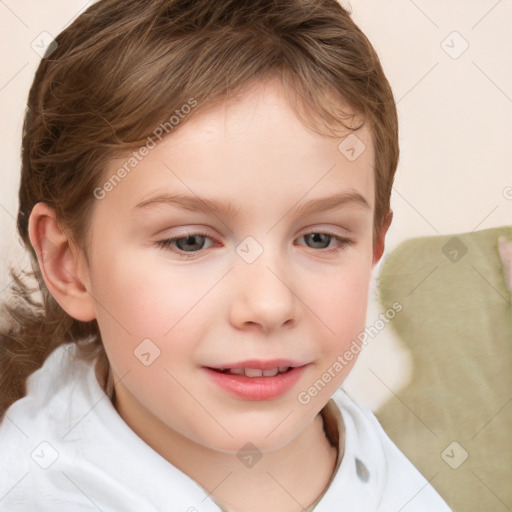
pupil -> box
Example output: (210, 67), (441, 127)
(308, 233), (328, 248)
(177, 235), (204, 251)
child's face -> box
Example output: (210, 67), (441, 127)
(81, 80), (384, 454)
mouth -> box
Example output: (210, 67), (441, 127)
(202, 360), (308, 400)
(209, 366), (294, 377)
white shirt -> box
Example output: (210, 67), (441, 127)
(0, 343), (451, 511)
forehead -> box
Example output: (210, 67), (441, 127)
(98, 81), (375, 222)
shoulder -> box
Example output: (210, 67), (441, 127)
(0, 343), (94, 508)
(0, 342), (91, 432)
(329, 388), (452, 512)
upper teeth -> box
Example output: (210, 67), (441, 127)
(222, 367), (290, 377)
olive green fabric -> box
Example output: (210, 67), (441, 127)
(376, 225), (512, 512)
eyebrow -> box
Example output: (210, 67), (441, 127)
(133, 190), (371, 217)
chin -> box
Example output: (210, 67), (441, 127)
(187, 407), (319, 455)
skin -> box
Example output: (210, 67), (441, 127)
(29, 79), (392, 512)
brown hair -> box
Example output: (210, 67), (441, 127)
(0, 0), (399, 418)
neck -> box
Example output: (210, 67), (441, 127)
(190, 414), (338, 512)
(114, 391), (339, 512)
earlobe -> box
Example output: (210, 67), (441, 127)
(27, 202), (96, 322)
(372, 209), (393, 267)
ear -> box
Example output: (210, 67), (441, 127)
(372, 209), (393, 267)
(28, 202), (96, 322)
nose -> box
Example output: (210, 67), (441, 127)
(229, 245), (299, 334)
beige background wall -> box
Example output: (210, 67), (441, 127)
(0, 0), (511, 410)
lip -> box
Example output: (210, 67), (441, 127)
(202, 361), (309, 401)
(207, 359), (304, 371)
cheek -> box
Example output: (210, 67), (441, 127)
(311, 257), (372, 337)
(91, 248), (239, 375)
(294, 261), (372, 407)
(89, 254), (207, 421)
(91, 248), (210, 335)
(304, 257), (372, 399)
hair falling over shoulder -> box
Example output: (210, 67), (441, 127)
(0, 0), (399, 419)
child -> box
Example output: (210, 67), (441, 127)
(0, 0), (451, 510)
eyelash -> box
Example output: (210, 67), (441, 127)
(155, 230), (354, 258)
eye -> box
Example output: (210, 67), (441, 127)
(298, 231), (354, 255)
(155, 231), (214, 258)
(155, 230), (353, 258)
